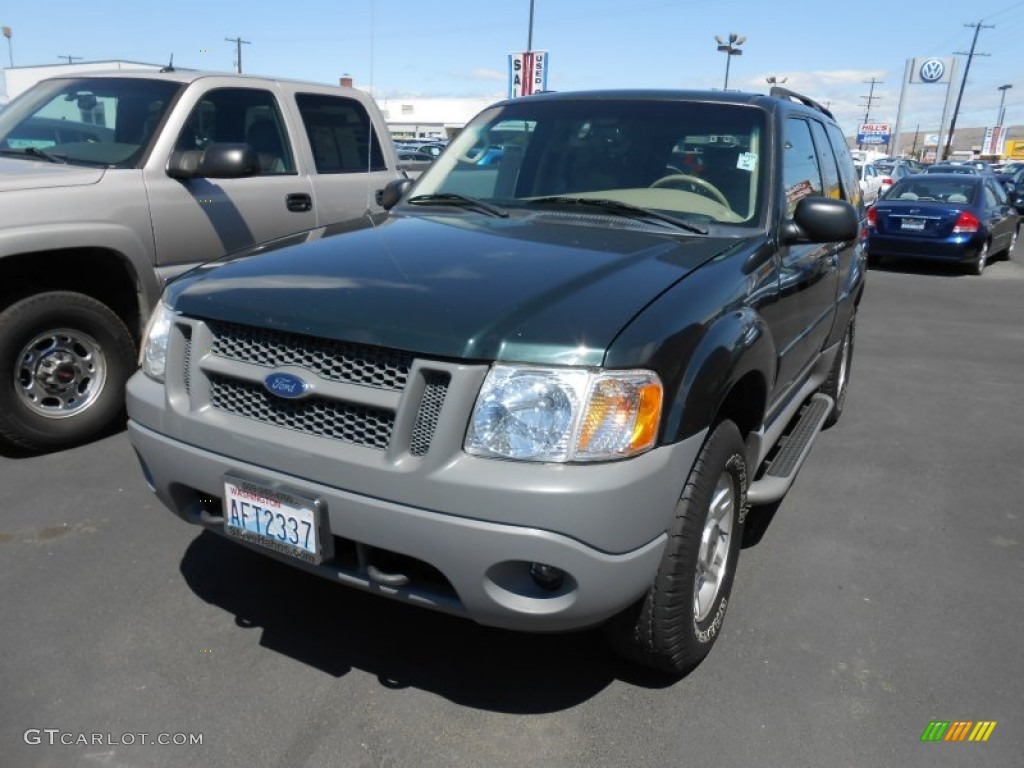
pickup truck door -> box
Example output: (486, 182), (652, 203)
(144, 84), (316, 270)
(287, 90), (395, 226)
(763, 117), (840, 401)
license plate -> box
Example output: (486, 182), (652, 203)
(223, 477), (324, 563)
(901, 218), (925, 231)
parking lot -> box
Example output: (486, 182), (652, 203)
(2, 248), (1022, 767)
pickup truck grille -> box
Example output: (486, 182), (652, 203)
(208, 320), (412, 391)
(209, 374), (394, 449)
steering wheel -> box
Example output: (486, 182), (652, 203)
(650, 174), (729, 207)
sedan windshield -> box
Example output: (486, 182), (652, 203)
(411, 97), (767, 226)
(0, 77), (182, 168)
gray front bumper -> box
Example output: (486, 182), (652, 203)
(128, 419), (707, 631)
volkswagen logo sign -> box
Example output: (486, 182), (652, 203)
(919, 58), (945, 83)
(263, 372), (309, 399)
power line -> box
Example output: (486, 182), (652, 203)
(943, 20), (993, 160)
(224, 36), (251, 74)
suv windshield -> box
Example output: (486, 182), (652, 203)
(412, 97), (766, 226)
(0, 77), (182, 168)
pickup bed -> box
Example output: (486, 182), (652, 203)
(0, 69), (403, 451)
(127, 87), (866, 675)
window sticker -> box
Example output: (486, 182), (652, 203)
(786, 179), (815, 206)
(737, 152), (757, 172)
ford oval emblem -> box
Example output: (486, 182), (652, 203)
(263, 372), (309, 399)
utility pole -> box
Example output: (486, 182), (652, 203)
(225, 36), (251, 74)
(943, 20), (992, 161)
(57, 54), (82, 64)
(858, 77), (883, 150)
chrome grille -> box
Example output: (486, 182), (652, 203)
(210, 375), (394, 449)
(208, 320), (412, 391)
(409, 372), (450, 456)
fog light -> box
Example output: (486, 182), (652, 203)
(529, 562), (565, 591)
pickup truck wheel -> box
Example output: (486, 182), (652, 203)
(0, 292), (136, 452)
(820, 314), (855, 429)
(605, 420), (747, 676)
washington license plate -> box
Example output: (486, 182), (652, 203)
(223, 477), (323, 563)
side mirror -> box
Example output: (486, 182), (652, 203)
(167, 143), (260, 180)
(375, 177), (414, 209)
(782, 197), (860, 244)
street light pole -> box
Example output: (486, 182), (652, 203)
(2, 26), (12, 68)
(997, 84), (1012, 126)
(715, 33), (745, 91)
(527, 0), (535, 53)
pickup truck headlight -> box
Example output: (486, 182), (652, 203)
(465, 365), (663, 462)
(139, 301), (175, 382)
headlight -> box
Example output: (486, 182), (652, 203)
(139, 300), (175, 381)
(465, 365), (663, 462)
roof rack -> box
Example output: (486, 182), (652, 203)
(769, 86), (834, 121)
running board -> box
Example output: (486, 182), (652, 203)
(747, 393), (833, 506)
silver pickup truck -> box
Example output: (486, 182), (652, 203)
(0, 69), (403, 451)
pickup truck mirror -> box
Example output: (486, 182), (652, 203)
(782, 197), (859, 244)
(167, 143), (261, 180)
(376, 177), (415, 209)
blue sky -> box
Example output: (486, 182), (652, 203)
(2, 0), (1023, 136)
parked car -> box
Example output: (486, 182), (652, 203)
(0, 70), (404, 452)
(127, 86), (864, 676)
(997, 165), (1024, 214)
(855, 161), (884, 204)
(923, 163), (991, 175)
(867, 174), (1019, 274)
(872, 160), (915, 197)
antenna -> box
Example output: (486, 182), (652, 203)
(57, 54), (82, 64)
(160, 54), (175, 73)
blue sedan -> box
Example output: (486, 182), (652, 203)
(866, 174), (1019, 275)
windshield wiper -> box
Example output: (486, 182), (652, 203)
(406, 193), (509, 218)
(526, 196), (708, 235)
(0, 147), (68, 164)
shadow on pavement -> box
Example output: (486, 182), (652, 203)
(180, 531), (678, 713)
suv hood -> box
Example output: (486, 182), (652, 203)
(0, 157), (106, 191)
(170, 213), (737, 365)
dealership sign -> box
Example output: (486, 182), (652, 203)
(508, 51), (548, 98)
(857, 123), (891, 145)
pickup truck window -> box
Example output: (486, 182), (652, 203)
(0, 77), (181, 168)
(177, 87), (296, 174)
(295, 92), (388, 173)
(412, 99), (766, 225)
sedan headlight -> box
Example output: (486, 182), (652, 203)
(139, 300), (175, 382)
(465, 365), (662, 462)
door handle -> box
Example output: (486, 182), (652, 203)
(286, 193), (312, 213)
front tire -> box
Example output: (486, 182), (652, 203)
(606, 420), (747, 676)
(0, 292), (136, 452)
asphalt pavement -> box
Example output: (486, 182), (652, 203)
(2, 247), (1022, 768)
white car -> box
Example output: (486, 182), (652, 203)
(855, 161), (884, 204)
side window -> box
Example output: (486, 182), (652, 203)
(294, 93), (387, 173)
(783, 118), (823, 217)
(986, 178), (1008, 205)
(809, 120), (841, 201)
(176, 88), (296, 175)
(824, 121), (861, 206)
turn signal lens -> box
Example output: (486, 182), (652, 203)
(952, 210), (980, 233)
